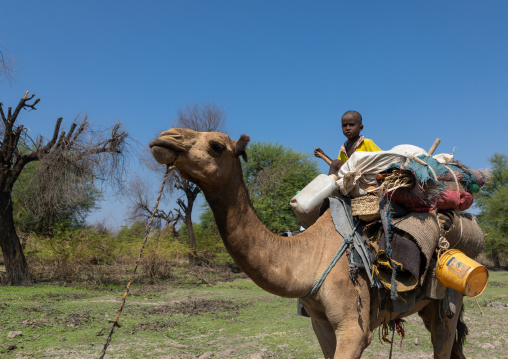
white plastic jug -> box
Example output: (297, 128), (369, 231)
(290, 174), (339, 228)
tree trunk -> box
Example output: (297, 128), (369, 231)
(185, 216), (198, 267)
(0, 192), (33, 285)
(183, 188), (198, 267)
(491, 248), (501, 268)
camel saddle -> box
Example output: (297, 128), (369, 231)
(320, 197), (379, 286)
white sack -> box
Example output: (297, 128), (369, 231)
(336, 145), (453, 197)
(433, 153), (455, 164)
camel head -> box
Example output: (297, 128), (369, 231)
(150, 128), (250, 189)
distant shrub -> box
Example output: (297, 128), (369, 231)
(25, 225), (115, 281)
(13, 220), (235, 285)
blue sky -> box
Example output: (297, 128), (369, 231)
(1, 1), (507, 228)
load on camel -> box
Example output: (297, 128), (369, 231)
(150, 128), (485, 359)
(293, 142), (488, 301)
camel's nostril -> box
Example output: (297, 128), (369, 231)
(151, 146), (178, 165)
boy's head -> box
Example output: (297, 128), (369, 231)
(341, 110), (363, 140)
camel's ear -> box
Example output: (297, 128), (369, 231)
(234, 134), (250, 162)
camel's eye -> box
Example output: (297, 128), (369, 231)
(210, 141), (225, 154)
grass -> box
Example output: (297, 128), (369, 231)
(1, 269), (507, 358)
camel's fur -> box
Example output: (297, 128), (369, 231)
(150, 128), (467, 359)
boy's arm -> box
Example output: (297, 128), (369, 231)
(328, 159), (344, 175)
(314, 148), (343, 175)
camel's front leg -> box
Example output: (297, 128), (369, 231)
(306, 238), (373, 358)
(333, 324), (371, 359)
(311, 317), (336, 359)
(310, 309), (371, 359)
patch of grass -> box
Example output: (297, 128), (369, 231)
(1, 271), (507, 358)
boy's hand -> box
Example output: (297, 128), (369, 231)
(314, 148), (333, 165)
(314, 148), (324, 158)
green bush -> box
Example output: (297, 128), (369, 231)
(25, 224), (115, 281)
(8, 219), (232, 285)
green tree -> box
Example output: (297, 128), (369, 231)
(241, 141), (320, 233)
(12, 158), (101, 234)
(476, 153), (508, 267)
(11, 156), (37, 231)
(197, 202), (229, 263)
(113, 221), (148, 256)
(199, 201), (217, 231)
(196, 142), (320, 262)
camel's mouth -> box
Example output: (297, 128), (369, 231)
(150, 137), (182, 165)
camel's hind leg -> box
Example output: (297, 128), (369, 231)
(418, 291), (466, 359)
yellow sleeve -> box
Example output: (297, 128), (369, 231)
(338, 138), (381, 163)
(357, 138), (381, 152)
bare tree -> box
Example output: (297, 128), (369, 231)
(0, 46), (16, 83)
(0, 92), (129, 285)
(175, 102), (226, 132)
(133, 102), (225, 266)
(128, 173), (182, 230)
(173, 103), (226, 266)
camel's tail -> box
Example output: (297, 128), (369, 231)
(457, 305), (468, 349)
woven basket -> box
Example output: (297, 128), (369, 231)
(351, 195), (380, 221)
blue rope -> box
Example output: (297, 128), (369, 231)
(302, 221), (360, 299)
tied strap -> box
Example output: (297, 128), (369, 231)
(302, 221), (360, 299)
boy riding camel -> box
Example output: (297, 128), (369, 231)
(315, 110), (381, 174)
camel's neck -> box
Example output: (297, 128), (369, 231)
(202, 166), (329, 298)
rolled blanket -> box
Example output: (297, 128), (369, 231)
(438, 211), (485, 258)
(375, 230), (421, 292)
(378, 230), (422, 282)
(390, 212), (441, 282)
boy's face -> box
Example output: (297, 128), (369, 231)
(341, 114), (363, 140)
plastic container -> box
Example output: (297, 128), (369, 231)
(290, 174), (339, 228)
(435, 249), (489, 297)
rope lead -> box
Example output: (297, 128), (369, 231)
(99, 165), (173, 359)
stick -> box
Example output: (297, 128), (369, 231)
(474, 297), (484, 316)
(428, 138), (441, 156)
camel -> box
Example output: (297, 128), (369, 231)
(150, 128), (468, 359)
